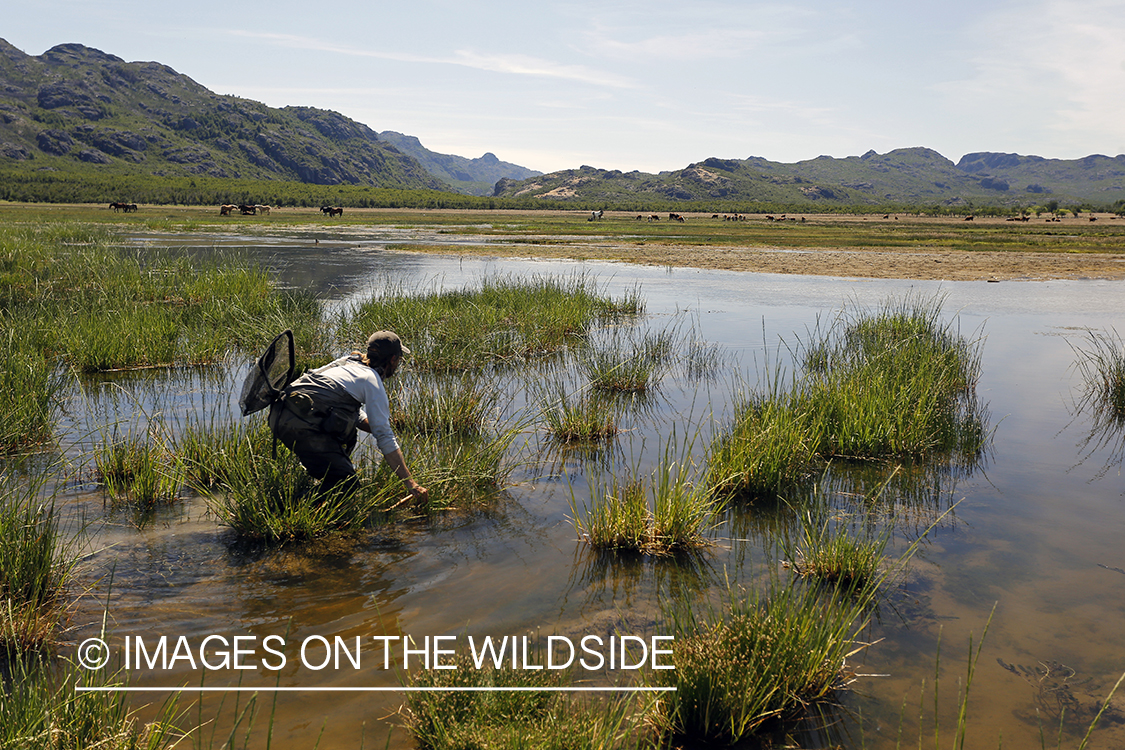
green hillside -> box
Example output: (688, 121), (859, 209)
(0, 39), (444, 190)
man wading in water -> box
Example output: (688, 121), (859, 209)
(268, 331), (428, 502)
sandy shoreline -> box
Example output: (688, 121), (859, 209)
(415, 241), (1125, 282)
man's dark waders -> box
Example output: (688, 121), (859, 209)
(268, 369), (363, 496)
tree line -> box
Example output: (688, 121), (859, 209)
(2, 169), (1123, 216)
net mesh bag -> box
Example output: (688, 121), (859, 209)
(238, 330), (295, 416)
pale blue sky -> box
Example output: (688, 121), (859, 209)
(6, 0), (1124, 173)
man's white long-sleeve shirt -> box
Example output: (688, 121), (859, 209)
(313, 356), (399, 455)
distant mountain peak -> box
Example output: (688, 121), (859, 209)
(377, 131), (541, 196)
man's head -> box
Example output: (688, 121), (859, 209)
(366, 331), (410, 377)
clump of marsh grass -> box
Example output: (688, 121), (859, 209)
(785, 506), (889, 591)
(340, 273), (643, 373)
(0, 465), (76, 652)
(581, 327), (675, 393)
(389, 371), (501, 437)
(0, 327), (62, 454)
(647, 579), (874, 745)
(710, 294), (988, 501)
(0, 222), (328, 374)
(202, 447), (383, 543)
(708, 384), (822, 501)
(360, 425), (522, 514)
(0, 649), (185, 750)
(94, 426), (183, 508)
(402, 652), (647, 750)
(1069, 328), (1125, 473)
(1072, 328), (1125, 420)
(571, 442), (719, 556)
(176, 417), (276, 491)
(538, 381), (618, 443)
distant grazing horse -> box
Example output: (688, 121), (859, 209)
(255, 205), (271, 215)
(239, 204), (257, 215)
(110, 202), (136, 212)
(325, 207), (343, 217)
(220, 204), (235, 216)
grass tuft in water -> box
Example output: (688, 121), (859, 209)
(785, 506), (889, 591)
(0, 465), (76, 652)
(539, 381), (619, 443)
(571, 442), (719, 556)
(95, 426), (183, 508)
(1070, 327), (1125, 474)
(710, 294), (988, 501)
(402, 652), (648, 750)
(389, 371), (501, 437)
(648, 578), (874, 745)
(202, 445), (386, 543)
(0, 650), (185, 750)
(0, 327), (62, 454)
(581, 327), (675, 393)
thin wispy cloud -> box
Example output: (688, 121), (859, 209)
(222, 30), (635, 89)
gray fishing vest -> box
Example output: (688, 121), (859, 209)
(272, 366), (363, 446)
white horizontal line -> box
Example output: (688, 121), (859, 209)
(76, 686), (676, 693)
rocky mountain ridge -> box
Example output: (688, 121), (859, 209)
(494, 147), (1125, 206)
(0, 39), (443, 189)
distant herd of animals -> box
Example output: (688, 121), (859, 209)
(102, 205), (1108, 223)
(219, 204), (272, 216)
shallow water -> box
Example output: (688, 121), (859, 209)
(56, 231), (1125, 749)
